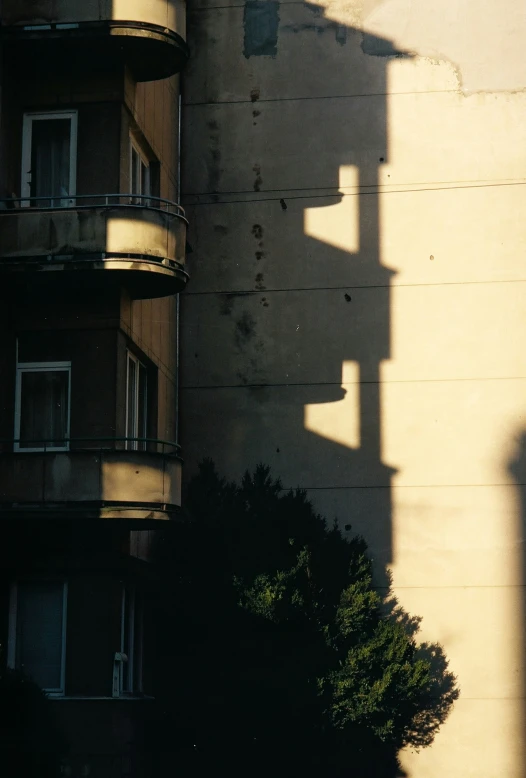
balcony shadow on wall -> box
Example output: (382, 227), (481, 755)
(179, 6), (462, 776)
(182, 15), (407, 576)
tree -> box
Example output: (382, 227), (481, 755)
(156, 461), (459, 778)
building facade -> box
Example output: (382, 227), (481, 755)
(0, 1), (188, 775)
(181, 1), (526, 777)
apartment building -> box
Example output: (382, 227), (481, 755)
(0, 2), (187, 776)
(181, 1), (526, 777)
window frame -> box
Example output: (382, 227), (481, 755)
(14, 360), (72, 452)
(129, 135), (151, 201)
(125, 351), (147, 451)
(21, 110), (78, 206)
(7, 580), (68, 697)
(119, 584), (144, 696)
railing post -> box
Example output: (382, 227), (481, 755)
(42, 443), (46, 505)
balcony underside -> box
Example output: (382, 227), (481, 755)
(0, 203), (188, 299)
(2, 256), (188, 300)
(0, 449), (182, 523)
(0, 21), (188, 81)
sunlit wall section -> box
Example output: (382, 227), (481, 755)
(365, 4), (526, 774)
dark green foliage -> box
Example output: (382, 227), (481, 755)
(0, 669), (66, 778)
(156, 461), (459, 777)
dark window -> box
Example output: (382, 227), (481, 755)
(15, 363), (71, 451)
(9, 581), (67, 695)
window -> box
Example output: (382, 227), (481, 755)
(21, 111), (77, 207)
(14, 361), (71, 451)
(126, 351), (147, 451)
(129, 136), (150, 202)
(119, 585), (143, 696)
(8, 581), (68, 696)
(130, 530), (154, 562)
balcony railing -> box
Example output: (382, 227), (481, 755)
(0, 0), (188, 81)
(2, 194), (186, 217)
(0, 195), (188, 299)
(0, 438), (182, 522)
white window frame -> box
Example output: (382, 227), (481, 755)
(129, 135), (150, 201)
(7, 581), (68, 697)
(125, 351), (147, 451)
(118, 585), (143, 697)
(14, 360), (72, 452)
(21, 110), (78, 206)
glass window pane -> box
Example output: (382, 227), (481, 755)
(138, 364), (147, 450)
(16, 582), (64, 691)
(131, 147), (139, 196)
(120, 587), (143, 695)
(31, 118), (71, 206)
(140, 160), (150, 197)
(133, 593), (143, 693)
(19, 369), (69, 448)
(122, 588), (134, 693)
(127, 357), (137, 448)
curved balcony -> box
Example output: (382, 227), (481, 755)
(0, 195), (188, 299)
(0, 0), (188, 81)
(0, 438), (182, 522)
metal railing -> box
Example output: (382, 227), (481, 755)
(0, 194), (186, 220)
(0, 437), (181, 455)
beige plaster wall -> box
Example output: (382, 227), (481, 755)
(181, 0), (526, 775)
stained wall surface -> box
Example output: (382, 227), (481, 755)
(181, 0), (526, 775)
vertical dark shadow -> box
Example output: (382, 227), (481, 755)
(507, 432), (526, 778)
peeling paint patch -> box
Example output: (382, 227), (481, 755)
(335, 24), (347, 46)
(235, 311), (256, 348)
(251, 223), (265, 261)
(361, 33), (404, 57)
(253, 163), (262, 192)
(282, 20), (348, 45)
(207, 120), (221, 194)
(220, 295), (235, 316)
(244, 1), (280, 58)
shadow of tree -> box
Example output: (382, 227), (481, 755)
(382, 582), (460, 750)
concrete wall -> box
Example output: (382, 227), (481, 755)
(180, 1), (526, 775)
